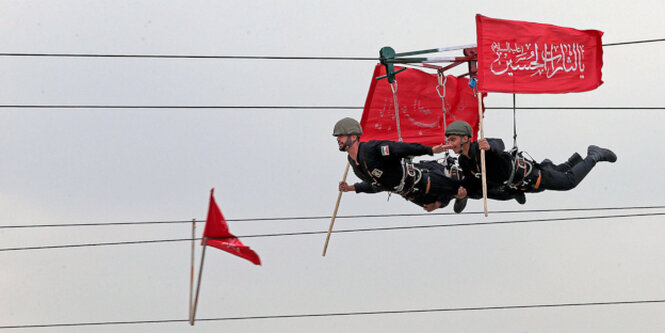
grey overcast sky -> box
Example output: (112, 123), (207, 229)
(1, 1), (665, 332)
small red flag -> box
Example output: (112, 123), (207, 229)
(360, 64), (483, 144)
(202, 189), (261, 265)
(476, 14), (603, 93)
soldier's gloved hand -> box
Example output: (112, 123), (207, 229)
(424, 201), (442, 212)
(339, 181), (355, 192)
(478, 138), (490, 151)
(455, 187), (468, 199)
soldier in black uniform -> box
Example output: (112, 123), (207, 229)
(333, 117), (461, 212)
(444, 120), (617, 198)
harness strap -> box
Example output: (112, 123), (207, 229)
(533, 172), (542, 190)
(504, 157), (517, 186)
(396, 166), (422, 196)
(394, 158), (419, 193)
(505, 152), (541, 190)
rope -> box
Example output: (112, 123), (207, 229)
(389, 81), (402, 142)
(512, 94), (517, 149)
(436, 70), (448, 131)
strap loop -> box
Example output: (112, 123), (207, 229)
(436, 70), (448, 130)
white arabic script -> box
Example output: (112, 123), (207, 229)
(489, 42), (586, 78)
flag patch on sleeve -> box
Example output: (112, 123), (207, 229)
(380, 145), (390, 156)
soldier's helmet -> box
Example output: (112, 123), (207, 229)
(445, 120), (473, 137)
(333, 117), (363, 136)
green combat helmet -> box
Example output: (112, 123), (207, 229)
(333, 117), (363, 136)
(445, 120), (473, 137)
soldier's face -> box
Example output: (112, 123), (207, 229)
(336, 135), (353, 151)
(446, 135), (462, 153)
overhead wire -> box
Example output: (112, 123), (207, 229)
(602, 38), (665, 47)
(0, 105), (663, 110)
(0, 38), (662, 60)
(2, 205), (665, 229)
(0, 105), (364, 109)
(485, 106), (665, 110)
(1, 298), (664, 329)
(2, 210), (664, 252)
(0, 53), (378, 61)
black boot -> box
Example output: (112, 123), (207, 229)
(555, 152), (583, 171)
(587, 145), (617, 163)
(453, 197), (468, 213)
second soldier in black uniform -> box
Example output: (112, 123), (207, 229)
(444, 120), (617, 199)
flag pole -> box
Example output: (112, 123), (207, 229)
(188, 219), (196, 324)
(322, 162), (350, 256)
(478, 92), (488, 217)
(190, 237), (208, 326)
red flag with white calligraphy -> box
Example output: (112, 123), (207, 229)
(202, 189), (261, 265)
(360, 64), (483, 144)
(476, 14), (603, 94)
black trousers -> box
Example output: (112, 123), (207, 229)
(537, 157), (596, 191)
(405, 161), (460, 207)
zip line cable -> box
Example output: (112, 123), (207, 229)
(1, 298), (664, 330)
(0, 105), (663, 110)
(0, 53), (378, 61)
(0, 38), (661, 110)
(2, 210), (664, 252)
(0, 38), (662, 60)
(485, 106), (665, 110)
(2, 205), (664, 229)
(0, 105), (364, 110)
(602, 38), (665, 47)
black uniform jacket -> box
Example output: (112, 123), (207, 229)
(458, 138), (514, 194)
(348, 140), (433, 193)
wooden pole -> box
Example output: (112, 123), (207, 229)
(322, 162), (351, 256)
(478, 93), (488, 217)
(190, 237), (208, 326)
(188, 219), (195, 324)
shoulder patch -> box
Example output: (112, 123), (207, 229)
(380, 145), (390, 156)
(371, 168), (384, 178)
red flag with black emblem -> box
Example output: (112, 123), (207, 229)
(360, 64), (482, 144)
(476, 14), (603, 93)
(202, 189), (261, 265)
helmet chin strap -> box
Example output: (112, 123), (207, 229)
(459, 137), (469, 154)
(339, 136), (359, 152)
